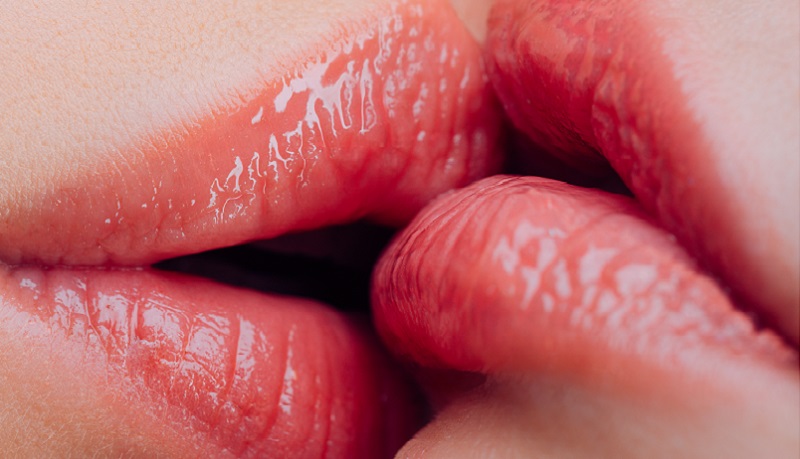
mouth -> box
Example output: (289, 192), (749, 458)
(1, 0), (798, 456)
(371, 0), (799, 449)
(0, 1), (500, 456)
(155, 223), (396, 314)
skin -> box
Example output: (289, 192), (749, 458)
(0, 1), (798, 458)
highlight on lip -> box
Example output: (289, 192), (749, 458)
(0, 0), (503, 456)
(2, 0), (797, 456)
(0, 0), (501, 267)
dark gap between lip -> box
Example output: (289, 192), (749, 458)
(153, 221), (396, 314)
(501, 120), (633, 196)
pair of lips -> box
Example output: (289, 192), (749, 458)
(0, 1), (500, 456)
(2, 0), (798, 457)
(372, 0), (800, 380)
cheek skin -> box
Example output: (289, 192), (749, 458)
(399, 373), (800, 459)
(447, 0), (491, 42)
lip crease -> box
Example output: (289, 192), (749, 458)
(0, 0), (501, 456)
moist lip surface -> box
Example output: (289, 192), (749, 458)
(485, 0), (800, 343)
(0, 0), (500, 455)
(0, 0), (501, 267)
(373, 175), (800, 456)
(0, 266), (421, 458)
(373, 176), (796, 388)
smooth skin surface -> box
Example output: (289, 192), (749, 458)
(1, 0), (798, 457)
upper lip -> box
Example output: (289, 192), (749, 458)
(0, 0), (501, 268)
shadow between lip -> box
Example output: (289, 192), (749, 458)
(154, 221), (396, 314)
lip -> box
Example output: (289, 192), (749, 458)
(0, 0), (501, 267)
(373, 176), (797, 395)
(0, 0), (501, 455)
(0, 265), (423, 457)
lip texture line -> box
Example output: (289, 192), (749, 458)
(0, 0), (501, 267)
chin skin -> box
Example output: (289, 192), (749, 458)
(0, 323), (194, 457)
(397, 378), (798, 459)
(399, 372), (799, 459)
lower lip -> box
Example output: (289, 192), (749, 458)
(0, 265), (422, 456)
(373, 176), (796, 389)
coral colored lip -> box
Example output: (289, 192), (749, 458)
(0, 1), (501, 455)
(0, 0), (500, 267)
(372, 176), (797, 389)
(0, 266), (421, 457)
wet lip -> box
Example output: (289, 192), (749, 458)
(0, 1), (501, 455)
(1, 264), (422, 457)
(373, 176), (798, 398)
(0, 0), (500, 268)
(372, 175), (799, 456)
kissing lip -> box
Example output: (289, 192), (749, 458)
(374, 176), (798, 370)
(0, 0), (501, 456)
(373, 176), (799, 444)
(0, 0), (501, 268)
(484, 0), (800, 344)
(0, 265), (424, 457)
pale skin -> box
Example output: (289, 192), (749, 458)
(1, 1), (798, 457)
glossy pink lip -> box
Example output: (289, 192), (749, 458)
(1, 266), (422, 457)
(373, 176), (797, 389)
(0, 0), (502, 455)
(0, 0), (500, 267)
